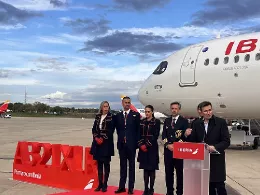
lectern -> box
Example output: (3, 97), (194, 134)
(173, 142), (210, 195)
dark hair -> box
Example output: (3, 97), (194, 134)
(197, 102), (202, 110)
(170, 101), (181, 109)
(199, 101), (212, 110)
(122, 96), (131, 100)
(145, 105), (155, 117)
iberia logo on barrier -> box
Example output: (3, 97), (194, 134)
(173, 142), (205, 160)
(12, 141), (98, 191)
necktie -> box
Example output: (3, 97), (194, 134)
(171, 118), (176, 128)
(124, 112), (127, 125)
(124, 112), (127, 143)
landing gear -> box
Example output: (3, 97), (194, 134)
(252, 137), (259, 150)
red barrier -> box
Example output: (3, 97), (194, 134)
(12, 141), (98, 191)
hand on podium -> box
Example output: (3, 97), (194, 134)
(206, 144), (220, 154)
(185, 128), (192, 137)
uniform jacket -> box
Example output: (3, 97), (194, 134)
(162, 115), (188, 148)
(137, 117), (161, 148)
(115, 110), (140, 152)
(137, 117), (161, 170)
(90, 112), (115, 159)
(187, 115), (230, 182)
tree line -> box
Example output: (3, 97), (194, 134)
(5, 102), (108, 115)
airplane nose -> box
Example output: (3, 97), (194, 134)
(138, 81), (148, 106)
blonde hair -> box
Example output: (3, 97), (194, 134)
(98, 101), (110, 114)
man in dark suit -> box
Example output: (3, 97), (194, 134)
(162, 102), (188, 195)
(114, 96), (140, 194)
(186, 101), (230, 195)
(189, 102), (204, 128)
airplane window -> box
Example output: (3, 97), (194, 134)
(204, 59), (209, 66)
(234, 55), (239, 63)
(153, 61), (168, 75)
(214, 58), (219, 65)
(244, 54), (250, 62)
(256, 53), (260, 61)
(224, 57), (229, 64)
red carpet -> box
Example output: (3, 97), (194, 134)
(49, 186), (162, 195)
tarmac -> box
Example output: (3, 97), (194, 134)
(0, 117), (259, 195)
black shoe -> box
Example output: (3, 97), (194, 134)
(142, 188), (149, 195)
(95, 185), (103, 192)
(148, 189), (154, 195)
(115, 188), (126, 194)
(128, 189), (134, 194)
(102, 185), (107, 192)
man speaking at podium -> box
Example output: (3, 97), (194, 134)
(185, 101), (230, 195)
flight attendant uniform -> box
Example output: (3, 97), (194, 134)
(90, 112), (115, 191)
(137, 117), (160, 195)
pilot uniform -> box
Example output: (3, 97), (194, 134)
(114, 109), (140, 193)
(137, 117), (161, 194)
(90, 112), (115, 191)
(162, 115), (188, 195)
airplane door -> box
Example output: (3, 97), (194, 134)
(179, 45), (203, 87)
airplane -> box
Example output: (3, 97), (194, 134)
(0, 100), (10, 117)
(120, 95), (167, 121)
(137, 108), (167, 121)
(137, 32), (260, 148)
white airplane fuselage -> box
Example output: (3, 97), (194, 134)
(137, 108), (167, 120)
(138, 32), (260, 119)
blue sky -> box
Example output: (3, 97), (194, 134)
(1, 0), (260, 109)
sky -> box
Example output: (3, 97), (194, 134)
(1, 0), (260, 109)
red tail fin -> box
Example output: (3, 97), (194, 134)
(0, 101), (9, 112)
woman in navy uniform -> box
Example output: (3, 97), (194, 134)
(137, 105), (160, 195)
(90, 101), (115, 192)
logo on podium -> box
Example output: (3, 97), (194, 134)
(173, 142), (205, 160)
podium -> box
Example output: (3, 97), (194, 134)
(173, 142), (210, 195)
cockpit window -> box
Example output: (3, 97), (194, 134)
(153, 61), (168, 75)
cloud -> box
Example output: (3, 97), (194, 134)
(113, 0), (171, 11)
(0, 47), (157, 107)
(63, 17), (111, 36)
(37, 36), (70, 44)
(77, 24), (244, 58)
(39, 80), (143, 109)
(0, 23), (26, 30)
(190, 0), (260, 26)
(0, 69), (9, 78)
(41, 91), (67, 99)
(0, 78), (40, 85)
(80, 31), (183, 57)
(34, 57), (69, 71)
(0, 1), (41, 25)
(114, 26), (240, 39)
(50, 0), (68, 8)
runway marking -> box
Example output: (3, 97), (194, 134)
(227, 175), (255, 195)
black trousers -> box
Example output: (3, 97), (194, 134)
(209, 181), (227, 195)
(97, 159), (110, 187)
(118, 145), (136, 190)
(164, 149), (183, 195)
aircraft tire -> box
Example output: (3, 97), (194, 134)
(252, 137), (259, 150)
